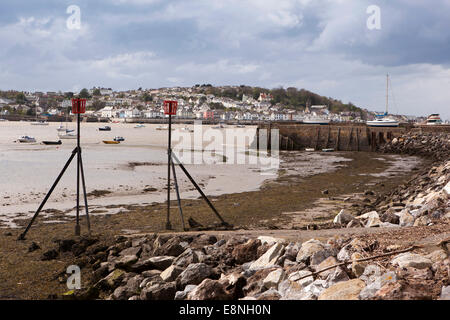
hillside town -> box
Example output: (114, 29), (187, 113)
(0, 86), (433, 124)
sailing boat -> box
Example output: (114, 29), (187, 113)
(367, 74), (399, 127)
(58, 108), (76, 139)
(57, 108), (75, 135)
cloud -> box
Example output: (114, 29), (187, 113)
(0, 0), (450, 120)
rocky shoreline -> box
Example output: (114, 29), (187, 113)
(41, 132), (449, 301)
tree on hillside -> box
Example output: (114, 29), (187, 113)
(16, 92), (27, 104)
(79, 88), (90, 99)
(93, 88), (101, 96)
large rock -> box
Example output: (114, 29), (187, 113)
(439, 286), (450, 300)
(97, 269), (127, 290)
(351, 253), (367, 277)
(160, 265), (184, 282)
(288, 270), (314, 288)
(314, 256), (339, 279)
(187, 279), (233, 300)
(391, 253), (433, 269)
(172, 248), (199, 268)
(303, 280), (329, 298)
(146, 256), (175, 270)
(359, 272), (397, 300)
(140, 282), (177, 300)
(398, 209), (415, 227)
(115, 255), (139, 269)
(263, 269), (286, 289)
(153, 236), (187, 257)
(333, 209), (354, 225)
(174, 285), (197, 300)
(112, 275), (144, 300)
(232, 239), (262, 264)
(177, 263), (213, 289)
(278, 280), (314, 300)
(310, 248), (336, 266)
(283, 242), (301, 261)
(365, 213), (382, 228)
(318, 279), (366, 300)
(296, 239), (324, 263)
(249, 243), (284, 270)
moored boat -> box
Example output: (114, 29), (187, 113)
(134, 124), (145, 128)
(426, 114), (443, 126)
(114, 136), (125, 142)
(366, 74), (399, 128)
(31, 120), (49, 126)
(18, 135), (36, 143)
(58, 133), (77, 139)
(99, 126), (111, 131)
(42, 140), (62, 145)
(103, 140), (120, 144)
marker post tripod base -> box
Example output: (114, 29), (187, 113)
(18, 100), (91, 240)
(162, 100), (230, 231)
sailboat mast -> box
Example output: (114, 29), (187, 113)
(386, 74), (389, 115)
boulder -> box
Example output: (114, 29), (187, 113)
(391, 253), (433, 269)
(325, 266), (350, 285)
(249, 243), (284, 270)
(177, 263), (213, 289)
(160, 265), (184, 282)
(145, 256), (175, 270)
(288, 270), (314, 288)
(256, 289), (281, 300)
(318, 279), (366, 300)
(337, 245), (352, 262)
(112, 274), (144, 300)
(439, 286), (450, 300)
(116, 255), (138, 269)
(175, 285), (197, 300)
(359, 272), (397, 300)
(153, 236), (188, 257)
(351, 253), (367, 277)
(232, 239), (262, 264)
(172, 248), (199, 268)
(380, 212), (400, 224)
(398, 209), (415, 227)
(314, 256), (339, 279)
(98, 269), (127, 290)
(296, 239), (324, 263)
(187, 279), (233, 300)
(365, 214), (382, 228)
(303, 280), (329, 298)
(283, 242), (301, 261)
(310, 248), (336, 266)
(333, 209), (354, 225)
(413, 216), (431, 226)
(140, 282), (177, 300)
(263, 269), (286, 289)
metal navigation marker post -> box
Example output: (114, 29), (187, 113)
(163, 100), (230, 231)
(18, 99), (91, 240)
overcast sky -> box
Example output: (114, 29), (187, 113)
(0, 0), (449, 120)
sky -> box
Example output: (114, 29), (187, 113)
(0, 0), (449, 120)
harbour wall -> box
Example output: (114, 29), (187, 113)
(257, 123), (450, 151)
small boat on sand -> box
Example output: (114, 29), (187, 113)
(99, 126), (111, 131)
(134, 124), (145, 128)
(18, 136), (36, 143)
(103, 140), (120, 144)
(42, 140), (62, 145)
(305, 148), (315, 152)
(322, 148), (334, 152)
(58, 133), (77, 139)
(114, 136), (125, 142)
